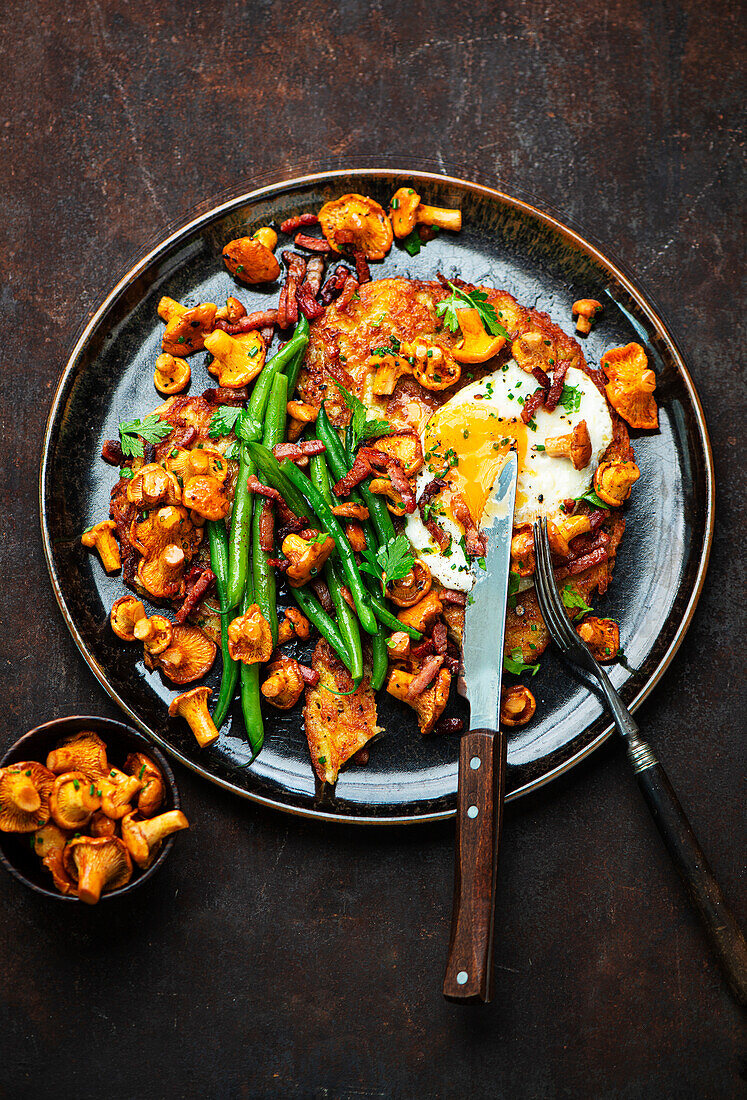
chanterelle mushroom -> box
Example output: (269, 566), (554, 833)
(389, 187), (462, 238)
(0, 762), (55, 832)
(126, 464), (182, 509)
(50, 772), (101, 831)
(386, 667), (451, 735)
(593, 460), (641, 506)
(63, 835), (133, 904)
(451, 309), (504, 365)
(281, 533), (335, 587)
(124, 753), (165, 818)
(400, 338), (461, 388)
(168, 686), (219, 748)
(33, 821), (75, 894)
(227, 605), (273, 664)
(601, 342), (658, 430)
(110, 596), (147, 641)
(98, 767), (143, 821)
(222, 227), (280, 285)
(261, 657), (305, 710)
(154, 353), (191, 395)
(318, 193), (393, 260)
(121, 809), (189, 868)
(500, 685), (536, 726)
(134, 614), (174, 656)
(147, 623), (217, 685)
(161, 302), (218, 356)
(81, 521), (121, 573)
(572, 299), (603, 334)
(182, 475), (230, 521)
(543, 420), (592, 470)
(203, 329), (266, 389)
(511, 331), (557, 374)
(577, 616), (620, 662)
(47, 731), (110, 778)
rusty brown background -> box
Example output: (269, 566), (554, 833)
(1, 1), (745, 1097)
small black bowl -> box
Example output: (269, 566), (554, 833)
(0, 715), (182, 902)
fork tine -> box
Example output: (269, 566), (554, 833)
(533, 518), (577, 649)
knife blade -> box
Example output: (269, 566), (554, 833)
(443, 449), (518, 1004)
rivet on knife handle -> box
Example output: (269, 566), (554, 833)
(442, 727), (507, 1003)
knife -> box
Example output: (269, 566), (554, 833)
(443, 450), (518, 1003)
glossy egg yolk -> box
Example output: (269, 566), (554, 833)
(423, 402), (527, 523)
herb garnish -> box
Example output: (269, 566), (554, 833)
(558, 385), (582, 413)
(503, 647), (541, 677)
(359, 534), (415, 596)
(573, 488), (610, 510)
(561, 584), (593, 620)
(118, 414), (172, 458)
(333, 383), (392, 450)
(436, 282), (511, 340)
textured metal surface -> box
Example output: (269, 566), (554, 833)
(1, 1), (744, 1097)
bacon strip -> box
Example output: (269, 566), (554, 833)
(175, 566), (215, 624)
(311, 578), (333, 613)
(304, 256), (326, 296)
(336, 277), (359, 312)
(273, 440), (326, 465)
(295, 233), (331, 252)
(531, 365), (551, 389)
(214, 310), (279, 334)
(406, 655), (445, 699)
(354, 251), (371, 284)
(451, 492), (487, 557)
(522, 387), (546, 424)
(325, 357), (355, 391)
(202, 386), (249, 406)
(245, 475), (306, 527)
(440, 589), (467, 606)
(432, 717), (464, 736)
(319, 266), (351, 305)
(564, 547), (608, 575)
(432, 621), (448, 655)
(280, 213), (319, 234)
(417, 478), (450, 551)
(296, 282), (325, 320)
(110, 493), (137, 584)
(545, 359), (570, 411)
(258, 499), (274, 552)
(278, 252), (306, 328)
(101, 440), (124, 465)
(297, 663), (320, 687)
(384, 455), (416, 513)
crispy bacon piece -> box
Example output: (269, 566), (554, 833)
(432, 621), (448, 655)
(432, 717), (464, 736)
(311, 578), (333, 613)
(325, 357), (355, 391)
(110, 491), (137, 584)
(214, 310), (279, 334)
(333, 450), (374, 495)
(451, 492), (487, 558)
(417, 478), (450, 551)
(280, 213), (319, 234)
(143, 442), (156, 464)
(410, 639), (435, 662)
(385, 456), (416, 513)
(406, 655), (445, 699)
(267, 557), (288, 570)
(297, 662), (320, 687)
(330, 503), (369, 520)
(354, 251), (371, 284)
(319, 266), (351, 305)
(522, 387), (546, 424)
(272, 440), (326, 466)
(345, 521), (367, 551)
(331, 446), (415, 511)
(440, 589), (467, 607)
(296, 282), (325, 321)
(202, 386), (249, 406)
(545, 359), (570, 412)
(258, 499), (274, 552)
(101, 439), (124, 466)
(295, 233), (331, 252)
(304, 256), (326, 295)
(260, 325), (275, 345)
(245, 475), (306, 528)
(278, 252), (307, 328)
(531, 365), (551, 389)
(564, 547), (608, 575)
(176, 565), (215, 624)
(336, 277), (359, 312)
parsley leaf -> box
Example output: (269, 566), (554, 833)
(359, 534), (415, 595)
(503, 647), (540, 677)
(208, 405), (244, 438)
(334, 383), (392, 450)
(573, 488), (610, 510)
(118, 414), (173, 458)
(507, 570), (521, 609)
(403, 229), (421, 256)
(561, 584), (593, 620)
(558, 385), (582, 412)
(435, 282), (510, 340)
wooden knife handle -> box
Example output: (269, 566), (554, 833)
(443, 727), (507, 1003)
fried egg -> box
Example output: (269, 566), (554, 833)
(405, 361), (614, 590)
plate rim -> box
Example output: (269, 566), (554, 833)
(39, 167), (715, 825)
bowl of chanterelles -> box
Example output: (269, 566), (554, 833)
(0, 716), (188, 903)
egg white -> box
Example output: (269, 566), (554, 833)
(405, 361), (614, 591)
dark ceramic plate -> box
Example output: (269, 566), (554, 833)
(41, 170), (713, 824)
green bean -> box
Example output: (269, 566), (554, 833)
(277, 457), (378, 635)
(342, 431), (397, 548)
(252, 373), (287, 647)
(283, 316), (310, 397)
(208, 520), (239, 727)
(239, 573), (264, 758)
(309, 454), (363, 685)
(248, 318), (309, 429)
(315, 405), (378, 549)
(370, 631), (388, 691)
(290, 584), (352, 666)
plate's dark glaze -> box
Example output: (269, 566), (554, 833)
(0, 716), (181, 900)
(40, 170), (713, 823)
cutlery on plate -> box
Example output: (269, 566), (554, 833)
(532, 516), (747, 1005)
(443, 451), (517, 1003)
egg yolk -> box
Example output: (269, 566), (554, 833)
(423, 402), (527, 523)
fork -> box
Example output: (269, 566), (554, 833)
(532, 517), (747, 1004)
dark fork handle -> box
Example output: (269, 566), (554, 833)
(632, 747), (747, 1004)
(443, 728), (507, 1003)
